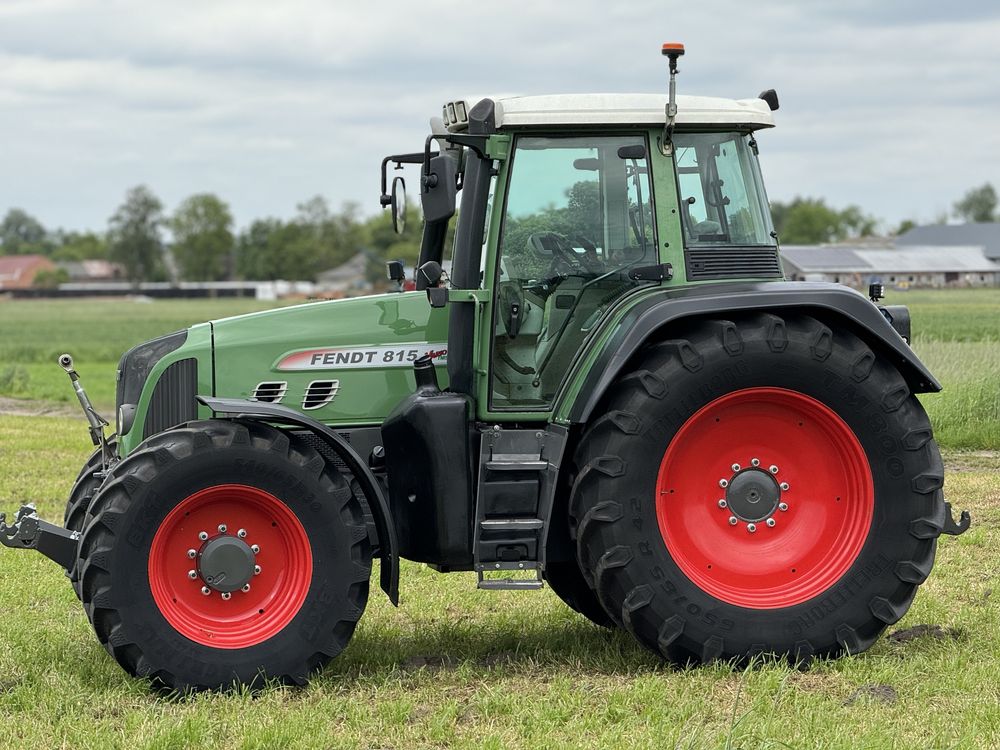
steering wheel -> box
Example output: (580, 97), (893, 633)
(528, 232), (602, 276)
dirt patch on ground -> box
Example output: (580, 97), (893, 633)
(843, 684), (898, 706)
(0, 396), (77, 418)
(942, 450), (1000, 472)
(886, 624), (964, 644)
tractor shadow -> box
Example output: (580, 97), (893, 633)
(320, 612), (667, 686)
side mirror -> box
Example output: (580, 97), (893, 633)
(421, 154), (457, 223)
(390, 176), (407, 235)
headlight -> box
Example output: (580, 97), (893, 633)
(118, 403), (137, 436)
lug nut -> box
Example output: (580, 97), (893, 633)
(780, 482), (789, 491)
(779, 502), (788, 512)
(241, 583), (251, 593)
(769, 465), (779, 474)
(747, 523), (757, 533)
(719, 478), (729, 488)
(751, 458), (760, 467)
(766, 518), (776, 527)
(254, 565), (261, 575)
(198, 531), (209, 541)
(218, 524), (227, 533)
(187, 569), (198, 580)
(728, 516), (738, 526)
(718, 499), (728, 508)
(221, 592), (231, 600)
(237, 528), (247, 538)
(186, 548), (197, 559)
(731, 463), (741, 472)
(251, 544), (260, 554)
(200, 586), (211, 596)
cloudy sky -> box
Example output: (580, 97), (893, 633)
(2, 0), (998, 234)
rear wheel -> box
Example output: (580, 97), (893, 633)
(571, 314), (945, 664)
(78, 420), (371, 690)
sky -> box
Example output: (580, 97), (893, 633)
(1, 0), (999, 235)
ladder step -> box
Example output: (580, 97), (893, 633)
(480, 518), (543, 530)
(486, 460), (548, 472)
(478, 578), (544, 591)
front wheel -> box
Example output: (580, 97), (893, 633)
(77, 420), (371, 690)
(571, 313), (945, 665)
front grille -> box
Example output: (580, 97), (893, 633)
(252, 381), (287, 403)
(143, 358), (198, 438)
(303, 379), (340, 410)
(685, 246), (782, 281)
(116, 330), (188, 410)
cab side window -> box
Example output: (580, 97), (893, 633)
(491, 135), (655, 409)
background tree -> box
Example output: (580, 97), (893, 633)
(771, 197), (877, 244)
(108, 185), (166, 285)
(1, 208), (50, 255)
(170, 194), (235, 281)
(51, 230), (109, 261)
(953, 183), (997, 223)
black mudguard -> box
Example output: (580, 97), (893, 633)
(566, 281), (941, 425)
(197, 396), (400, 606)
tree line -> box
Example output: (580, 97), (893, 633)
(1, 182), (996, 284)
(0, 186), (422, 286)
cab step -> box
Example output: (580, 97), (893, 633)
(477, 568), (544, 590)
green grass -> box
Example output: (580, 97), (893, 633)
(0, 297), (291, 413)
(0, 414), (998, 748)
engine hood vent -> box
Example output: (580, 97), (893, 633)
(252, 381), (287, 403)
(303, 380), (340, 410)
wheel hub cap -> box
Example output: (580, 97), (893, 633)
(725, 469), (780, 522)
(198, 536), (256, 592)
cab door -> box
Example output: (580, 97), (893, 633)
(482, 133), (658, 416)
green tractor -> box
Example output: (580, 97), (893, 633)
(1, 44), (969, 691)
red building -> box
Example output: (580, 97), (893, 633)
(0, 254), (57, 290)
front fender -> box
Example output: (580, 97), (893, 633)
(558, 281), (940, 425)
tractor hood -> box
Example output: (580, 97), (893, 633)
(210, 292), (449, 426)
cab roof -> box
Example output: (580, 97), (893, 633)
(491, 93), (775, 130)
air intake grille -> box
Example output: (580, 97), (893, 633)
(685, 246), (782, 281)
(252, 381), (287, 403)
(303, 379), (340, 410)
(143, 358), (198, 438)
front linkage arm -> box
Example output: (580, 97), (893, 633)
(0, 504), (79, 570)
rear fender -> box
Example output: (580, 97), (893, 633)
(197, 396), (399, 605)
(561, 281), (940, 425)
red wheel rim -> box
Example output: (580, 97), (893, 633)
(655, 387), (873, 609)
(148, 484), (312, 648)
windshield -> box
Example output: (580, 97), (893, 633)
(674, 132), (775, 247)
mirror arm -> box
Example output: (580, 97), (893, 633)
(380, 151), (430, 207)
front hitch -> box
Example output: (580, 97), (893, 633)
(0, 504), (79, 570)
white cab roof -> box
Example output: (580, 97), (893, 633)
(491, 93), (774, 130)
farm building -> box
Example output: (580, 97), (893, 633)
(781, 242), (1000, 288)
(0, 254), (57, 290)
(59, 259), (124, 284)
(896, 222), (1000, 262)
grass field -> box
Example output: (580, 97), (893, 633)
(0, 290), (998, 748)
